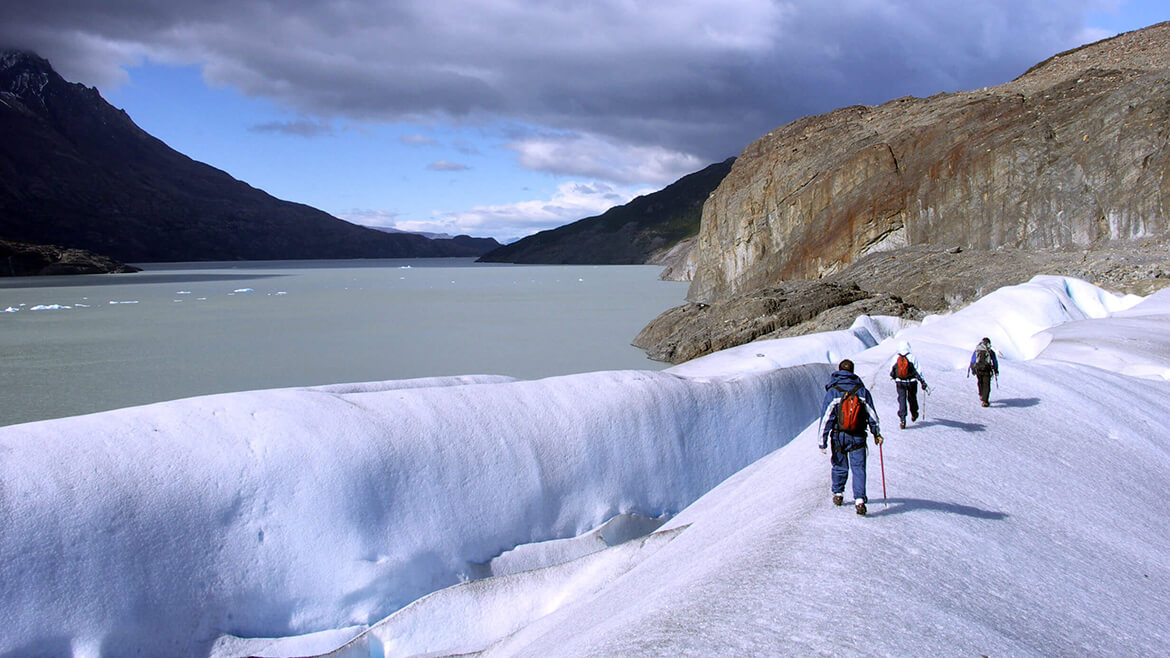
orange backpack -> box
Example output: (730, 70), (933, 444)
(836, 385), (865, 433)
(896, 354), (913, 379)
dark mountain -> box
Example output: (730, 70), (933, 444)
(0, 51), (499, 263)
(477, 158), (734, 264)
(443, 234), (503, 254)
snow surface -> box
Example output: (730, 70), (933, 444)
(1, 275), (1168, 657)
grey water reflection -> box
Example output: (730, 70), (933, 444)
(0, 259), (687, 425)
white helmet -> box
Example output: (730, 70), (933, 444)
(897, 341), (911, 355)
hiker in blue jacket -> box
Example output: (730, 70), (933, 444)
(820, 359), (884, 515)
(968, 337), (1000, 407)
(889, 340), (929, 429)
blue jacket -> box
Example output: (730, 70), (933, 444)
(820, 370), (881, 450)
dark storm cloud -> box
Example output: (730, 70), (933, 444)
(1, 0), (1111, 168)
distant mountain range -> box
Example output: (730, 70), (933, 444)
(478, 158), (734, 264)
(0, 51), (500, 267)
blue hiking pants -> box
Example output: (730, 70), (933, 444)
(896, 381), (919, 421)
(830, 437), (867, 502)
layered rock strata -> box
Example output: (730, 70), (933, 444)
(685, 23), (1170, 304)
(637, 23), (1170, 364)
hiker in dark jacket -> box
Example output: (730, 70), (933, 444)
(889, 340), (928, 429)
(819, 359), (883, 515)
(967, 337), (1000, 407)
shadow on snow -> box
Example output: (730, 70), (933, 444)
(993, 397), (1041, 408)
(867, 497), (1009, 520)
(907, 418), (987, 432)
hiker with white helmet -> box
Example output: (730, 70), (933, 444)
(889, 340), (929, 429)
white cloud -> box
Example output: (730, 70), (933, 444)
(1074, 26), (1117, 43)
(508, 133), (703, 186)
(426, 159), (470, 172)
(337, 208), (399, 229)
(390, 181), (652, 241)
(400, 133), (437, 146)
(249, 118), (333, 137)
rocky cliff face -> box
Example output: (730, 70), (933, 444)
(636, 23), (1170, 364)
(0, 51), (498, 263)
(685, 22), (1170, 304)
(634, 238), (1170, 364)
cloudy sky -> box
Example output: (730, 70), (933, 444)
(2, 1), (1167, 242)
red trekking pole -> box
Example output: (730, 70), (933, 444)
(879, 442), (888, 507)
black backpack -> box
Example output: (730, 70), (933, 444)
(973, 346), (994, 372)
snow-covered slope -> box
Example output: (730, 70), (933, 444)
(0, 358), (832, 656)
(473, 286), (1170, 656)
(1, 276), (1168, 657)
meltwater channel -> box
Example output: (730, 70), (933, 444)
(0, 259), (688, 426)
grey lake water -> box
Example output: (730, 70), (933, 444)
(0, 259), (688, 426)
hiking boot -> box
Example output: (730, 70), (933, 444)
(855, 501), (867, 516)
(982, 400), (990, 407)
(832, 493), (844, 506)
(899, 420), (906, 429)
(911, 412), (918, 421)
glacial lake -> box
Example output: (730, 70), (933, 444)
(0, 259), (688, 426)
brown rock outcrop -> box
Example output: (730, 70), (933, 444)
(686, 22), (1170, 304)
(0, 239), (141, 276)
(633, 280), (878, 364)
(636, 239), (1170, 364)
